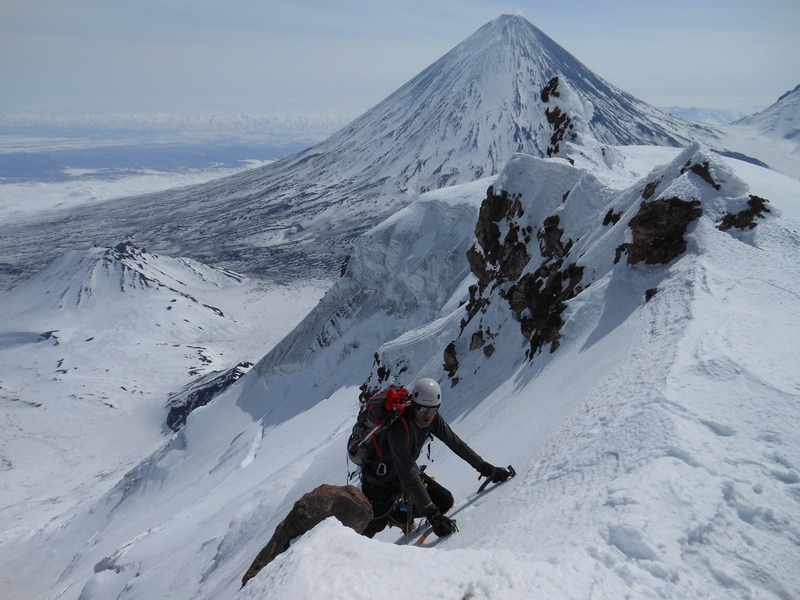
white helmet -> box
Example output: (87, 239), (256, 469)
(412, 378), (442, 407)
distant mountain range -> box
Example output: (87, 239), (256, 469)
(660, 106), (754, 125)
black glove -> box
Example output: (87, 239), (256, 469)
(479, 461), (511, 483)
(428, 511), (458, 537)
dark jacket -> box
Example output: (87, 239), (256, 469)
(361, 411), (485, 514)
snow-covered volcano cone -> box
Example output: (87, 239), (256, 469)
(0, 15), (717, 290)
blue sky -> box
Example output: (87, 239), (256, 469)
(1, 1), (798, 116)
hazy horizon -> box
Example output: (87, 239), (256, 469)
(2, 2), (798, 118)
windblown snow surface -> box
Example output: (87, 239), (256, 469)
(1, 134), (798, 599)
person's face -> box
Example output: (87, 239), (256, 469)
(413, 403), (439, 427)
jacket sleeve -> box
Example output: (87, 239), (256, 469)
(432, 415), (485, 470)
(384, 418), (436, 515)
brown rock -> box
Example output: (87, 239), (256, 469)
(718, 195), (770, 231)
(642, 179), (661, 200)
(615, 197), (702, 265)
(680, 161), (721, 190)
(469, 187), (528, 287)
(241, 484), (372, 588)
(443, 341), (459, 378)
(603, 208), (621, 226)
(470, 330), (485, 350)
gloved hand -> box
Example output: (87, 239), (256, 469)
(479, 461), (512, 483)
(428, 510), (458, 537)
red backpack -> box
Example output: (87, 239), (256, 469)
(347, 387), (410, 472)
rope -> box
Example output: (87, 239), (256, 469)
(371, 494), (409, 522)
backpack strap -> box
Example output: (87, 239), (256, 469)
(372, 413), (413, 477)
(400, 413), (411, 441)
(370, 434), (382, 461)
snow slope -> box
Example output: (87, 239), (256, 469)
(0, 243), (326, 536)
(714, 84), (800, 181)
(736, 84), (800, 142)
(2, 136), (798, 599)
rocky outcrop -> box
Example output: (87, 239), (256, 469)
(466, 186), (529, 287)
(603, 208), (622, 226)
(681, 160), (721, 190)
(452, 186), (531, 377)
(541, 77), (577, 160)
(718, 195), (771, 231)
(458, 187), (586, 366)
(166, 362), (253, 431)
(242, 484), (372, 588)
(450, 185), (534, 377)
(642, 179), (661, 200)
(443, 341), (459, 380)
(502, 216), (584, 357)
(615, 198), (702, 265)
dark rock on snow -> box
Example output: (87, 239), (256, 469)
(166, 362), (253, 431)
(615, 198), (702, 265)
(718, 195), (771, 231)
(242, 484), (372, 588)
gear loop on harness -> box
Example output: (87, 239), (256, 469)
(376, 462), (388, 476)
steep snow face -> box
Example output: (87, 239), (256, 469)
(717, 85), (800, 180)
(736, 84), (800, 142)
(251, 178), (491, 382)
(442, 144), (757, 381)
(0, 242), (325, 532)
(364, 142), (767, 396)
(0, 14), (718, 291)
(5, 143), (798, 600)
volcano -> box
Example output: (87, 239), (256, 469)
(0, 15), (718, 290)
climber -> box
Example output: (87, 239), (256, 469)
(359, 377), (511, 538)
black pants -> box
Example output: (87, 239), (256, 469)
(361, 472), (454, 538)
